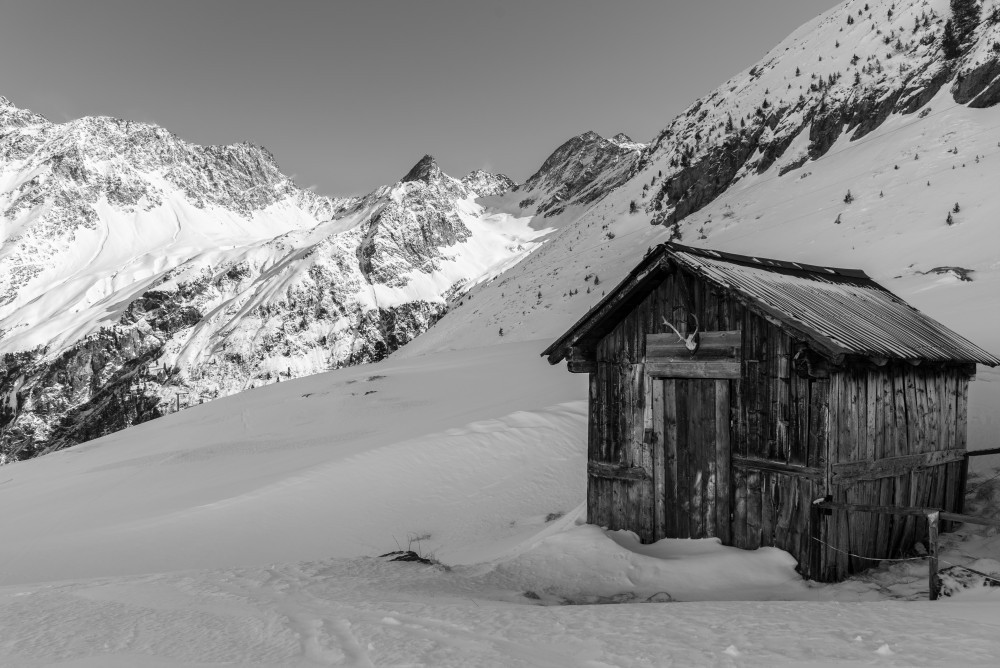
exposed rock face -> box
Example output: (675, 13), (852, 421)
(513, 130), (645, 216)
(356, 156), (473, 286)
(0, 329), (167, 459)
(953, 59), (1000, 107)
(400, 154), (443, 184)
(461, 170), (516, 197)
(0, 105), (540, 460)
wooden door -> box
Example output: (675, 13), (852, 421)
(646, 330), (739, 543)
(653, 378), (732, 541)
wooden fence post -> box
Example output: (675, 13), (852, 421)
(809, 498), (828, 581)
(927, 510), (940, 601)
(959, 454), (970, 515)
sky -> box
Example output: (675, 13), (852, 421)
(0, 0), (841, 196)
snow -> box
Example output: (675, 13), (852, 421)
(400, 70), (1000, 457)
(5, 0), (1000, 664)
(4, 558), (1000, 667)
(486, 521), (812, 603)
(0, 341), (586, 584)
(3, 340), (1000, 665)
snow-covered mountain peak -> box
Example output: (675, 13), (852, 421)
(0, 104), (548, 458)
(0, 95), (48, 130)
(513, 129), (645, 217)
(610, 132), (645, 150)
(461, 169), (517, 197)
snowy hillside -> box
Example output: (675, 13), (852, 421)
(0, 102), (537, 459)
(403, 0), (1000, 450)
(3, 0), (1000, 664)
(3, 340), (1000, 666)
(11, 2), (998, 461)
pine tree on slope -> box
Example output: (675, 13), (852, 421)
(951, 0), (981, 42)
(942, 19), (961, 58)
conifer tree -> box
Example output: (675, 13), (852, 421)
(951, 0), (981, 42)
(942, 19), (961, 58)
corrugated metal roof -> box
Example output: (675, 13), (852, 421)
(543, 243), (1000, 366)
(672, 248), (1000, 365)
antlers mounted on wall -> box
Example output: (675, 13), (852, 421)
(662, 315), (701, 354)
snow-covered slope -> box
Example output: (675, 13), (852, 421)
(2, 339), (1000, 666)
(511, 130), (645, 217)
(0, 103), (537, 458)
(9, 0), (998, 461)
(402, 0), (1000, 450)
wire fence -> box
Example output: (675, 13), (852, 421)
(811, 502), (1000, 599)
(810, 534), (1000, 586)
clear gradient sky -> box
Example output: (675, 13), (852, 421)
(0, 0), (840, 195)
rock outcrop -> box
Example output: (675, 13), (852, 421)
(639, 0), (1000, 230)
(513, 130), (644, 217)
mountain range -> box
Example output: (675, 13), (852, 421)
(3, 0), (1000, 460)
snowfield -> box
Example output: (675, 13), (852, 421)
(0, 341), (586, 584)
(3, 556), (1000, 667)
(2, 340), (1000, 666)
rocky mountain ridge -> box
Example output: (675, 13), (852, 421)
(6, 0), (1000, 460)
(0, 102), (530, 459)
(637, 0), (1000, 231)
(512, 130), (645, 217)
(398, 0), (1000, 384)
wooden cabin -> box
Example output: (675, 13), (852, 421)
(543, 243), (1000, 582)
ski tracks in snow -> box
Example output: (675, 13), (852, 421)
(283, 614), (367, 666)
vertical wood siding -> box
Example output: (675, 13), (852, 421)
(814, 364), (971, 581)
(587, 265), (971, 582)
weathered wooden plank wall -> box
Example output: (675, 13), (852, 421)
(590, 268), (831, 564)
(586, 263), (971, 583)
(815, 363), (971, 581)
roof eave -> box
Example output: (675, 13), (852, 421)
(541, 251), (671, 364)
